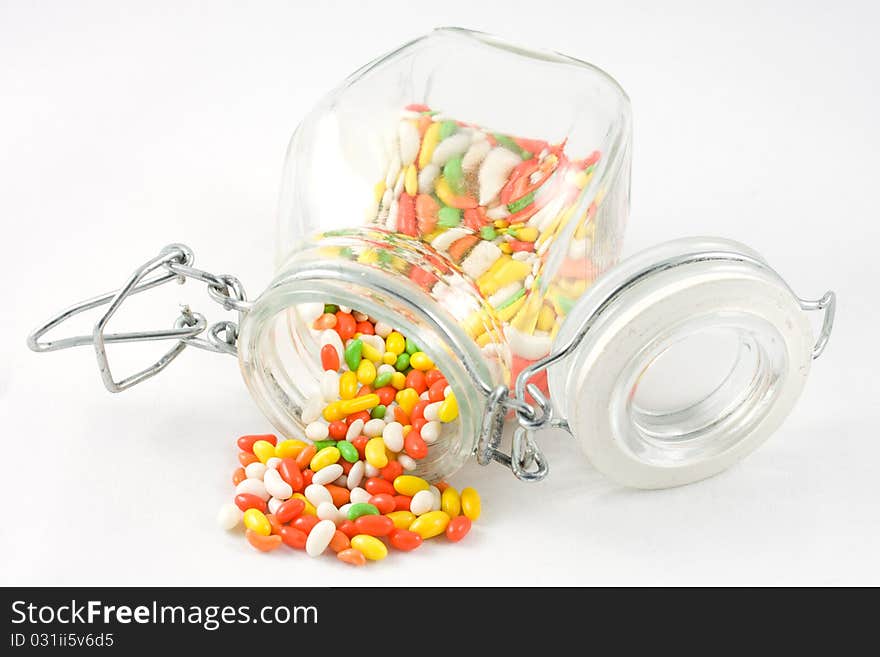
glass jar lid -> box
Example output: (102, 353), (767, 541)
(546, 236), (834, 488)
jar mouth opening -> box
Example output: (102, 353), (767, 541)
(610, 314), (789, 467)
(238, 260), (499, 481)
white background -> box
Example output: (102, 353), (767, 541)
(1, 1), (878, 586)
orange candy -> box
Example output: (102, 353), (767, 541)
(279, 526), (307, 550)
(369, 494), (395, 514)
(335, 312), (356, 341)
(337, 548), (367, 567)
(313, 313), (337, 330)
(445, 515), (472, 542)
(237, 434), (277, 453)
(320, 344), (340, 371)
(388, 528), (423, 551)
(337, 520), (358, 538)
(246, 529), (282, 552)
(329, 530), (351, 553)
(238, 451), (259, 467)
(379, 461), (403, 482)
(365, 477), (395, 496)
(293, 515), (319, 534)
(354, 515), (395, 537)
(325, 484), (351, 507)
(394, 495), (412, 511)
(404, 432), (428, 459)
(295, 445), (317, 470)
(275, 498), (306, 524)
(265, 513), (283, 535)
(232, 467), (247, 486)
(278, 458), (304, 492)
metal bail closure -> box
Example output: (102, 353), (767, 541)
(27, 244), (251, 392)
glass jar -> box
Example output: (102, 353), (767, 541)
(28, 28), (835, 490)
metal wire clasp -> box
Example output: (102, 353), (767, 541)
(27, 244), (250, 392)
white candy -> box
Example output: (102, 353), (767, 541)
(363, 418), (386, 437)
(312, 463), (344, 486)
(345, 419), (364, 442)
(245, 462), (267, 480)
(420, 391), (429, 400)
(418, 163), (439, 194)
(346, 460), (365, 490)
(319, 329), (344, 360)
(431, 132), (471, 166)
(461, 240), (503, 279)
(305, 483), (332, 507)
(338, 305), (352, 314)
(568, 237), (590, 259)
(265, 457), (281, 470)
(429, 485), (442, 511)
(376, 363), (395, 376)
(410, 489), (435, 515)
(235, 478), (269, 501)
(320, 370), (339, 402)
(398, 120), (421, 166)
(398, 454), (417, 471)
(486, 204), (510, 220)
(334, 475), (348, 487)
(361, 334), (386, 355)
(364, 463), (379, 478)
(305, 421), (329, 441)
(424, 401), (443, 422)
(392, 168), (405, 196)
(421, 421), (441, 444)
(429, 227), (469, 253)
(382, 422), (404, 452)
(267, 497), (284, 515)
(305, 519), (337, 557)
(217, 503), (242, 530)
(264, 469), (293, 500)
(386, 198), (399, 231)
(349, 487), (371, 505)
(443, 386), (452, 398)
(316, 502), (341, 523)
(524, 274), (535, 289)
(338, 503), (352, 518)
(479, 146), (522, 205)
(462, 138), (491, 171)
(489, 282), (523, 308)
(374, 322), (393, 338)
(508, 326), (553, 360)
(301, 394), (324, 424)
(385, 153), (401, 188)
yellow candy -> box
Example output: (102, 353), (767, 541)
(409, 351), (433, 371)
(310, 446), (340, 471)
(373, 181), (386, 204)
(493, 219), (509, 229)
(390, 372), (406, 390)
(339, 371), (358, 400)
(418, 122), (441, 169)
(404, 163), (418, 196)
(393, 475), (429, 496)
(441, 486), (461, 518)
(434, 176), (459, 208)
(292, 493), (316, 516)
(243, 508), (271, 536)
(485, 258), (530, 294)
(460, 487), (481, 521)
(497, 295), (527, 322)
(356, 359), (377, 386)
(382, 351), (398, 365)
(361, 342), (383, 363)
(395, 388), (420, 416)
(252, 440), (276, 464)
(402, 425), (412, 436)
(323, 401), (346, 422)
(499, 242), (512, 254)
(274, 439), (307, 459)
(515, 226), (539, 242)
(365, 437), (389, 468)
(438, 392), (459, 423)
(338, 394), (380, 415)
(386, 510), (417, 530)
(385, 331), (406, 355)
(536, 305), (556, 332)
(351, 534), (388, 561)
(408, 510), (450, 539)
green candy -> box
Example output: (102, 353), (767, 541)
(443, 156), (465, 195)
(439, 120), (457, 140)
(395, 353), (411, 372)
(337, 440), (359, 463)
(378, 250), (393, 264)
(405, 337), (420, 355)
(344, 338), (363, 371)
(507, 191), (535, 214)
(323, 304), (338, 314)
(347, 503), (380, 521)
(313, 440), (337, 452)
(373, 371), (393, 388)
(370, 404), (387, 419)
(480, 225), (498, 241)
(492, 133), (531, 159)
(438, 205), (462, 228)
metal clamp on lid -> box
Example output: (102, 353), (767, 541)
(26, 244), (250, 392)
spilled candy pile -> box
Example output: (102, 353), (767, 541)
(218, 305), (481, 565)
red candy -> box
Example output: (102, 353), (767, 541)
(292, 515), (319, 534)
(347, 410), (371, 425)
(279, 526), (308, 549)
(393, 495), (412, 511)
(428, 380), (448, 402)
(389, 528), (423, 551)
(301, 469), (314, 487)
(337, 520), (358, 538)
(364, 477), (395, 496)
(237, 434), (276, 453)
(335, 312), (356, 340)
(355, 321), (374, 335)
(375, 386), (396, 406)
(278, 458), (304, 492)
(354, 514), (395, 537)
(234, 493), (267, 513)
(320, 344), (340, 371)
(328, 420), (348, 439)
(351, 435), (369, 459)
(445, 515), (472, 542)
(404, 432), (428, 459)
(275, 498), (305, 524)
(393, 406), (409, 426)
(379, 461), (403, 482)
(404, 370), (427, 394)
(368, 494), (396, 514)
(424, 369), (445, 387)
